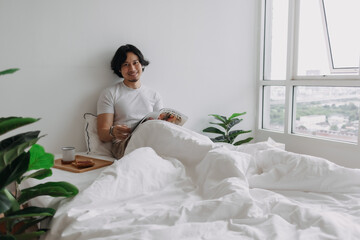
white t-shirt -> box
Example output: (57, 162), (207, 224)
(97, 81), (163, 129)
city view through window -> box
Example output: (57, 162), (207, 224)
(268, 86), (360, 143)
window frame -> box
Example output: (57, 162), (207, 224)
(293, 0), (360, 80)
(258, 0), (360, 146)
(321, 0), (360, 73)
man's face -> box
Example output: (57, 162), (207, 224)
(120, 52), (143, 83)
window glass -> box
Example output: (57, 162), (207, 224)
(293, 86), (360, 143)
(263, 0), (289, 80)
(297, 0), (359, 76)
(263, 86), (285, 131)
(323, 0), (360, 70)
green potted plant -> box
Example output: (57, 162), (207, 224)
(0, 69), (79, 240)
(203, 112), (253, 145)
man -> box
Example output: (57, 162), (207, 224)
(97, 44), (163, 158)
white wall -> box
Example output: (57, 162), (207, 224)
(0, 0), (259, 154)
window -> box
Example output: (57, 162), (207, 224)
(262, 86), (286, 131)
(263, 0), (289, 80)
(260, 0), (360, 143)
(297, 0), (359, 76)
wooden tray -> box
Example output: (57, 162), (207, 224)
(53, 155), (113, 173)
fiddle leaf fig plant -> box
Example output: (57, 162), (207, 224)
(0, 69), (79, 240)
(203, 112), (253, 146)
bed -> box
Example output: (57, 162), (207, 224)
(22, 120), (360, 240)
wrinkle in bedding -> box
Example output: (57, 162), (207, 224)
(45, 121), (360, 240)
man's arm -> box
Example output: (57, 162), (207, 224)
(97, 113), (114, 142)
(97, 113), (132, 142)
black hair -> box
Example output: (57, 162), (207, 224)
(111, 44), (150, 78)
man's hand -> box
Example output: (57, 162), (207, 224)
(113, 124), (132, 141)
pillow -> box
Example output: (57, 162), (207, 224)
(84, 113), (112, 156)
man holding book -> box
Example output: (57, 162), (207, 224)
(97, 44), (163, 158)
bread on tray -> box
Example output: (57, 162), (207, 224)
(71, 159), (95, 168)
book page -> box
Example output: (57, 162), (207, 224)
(157, 108), (188, 126)
(131, 108), (188, 133)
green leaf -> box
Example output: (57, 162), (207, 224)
(229, 129), (252, 138)
(209, 122), (227, 130)
(211, 135), (229, 143)
(0, 117), (39, 136)
(0, 189), (13, 213)
(202, 127), (225, 135)
(227, 118), (241, 131)
(228, 112), (246, 121)
(0, 188), (20, 214)
(0, 131), (40, 152)
(0, 131), (40, 171)
(234, 137), (254, 146)
(18, 182), (79, 205)
(2, 206), (55, 220)
(0, 152), (30, 190)
(228, 130), (252, 143)
(21, 169), (52, 183)
(209, 114), (227, 124)
(28, 144), (54, 170)
(0, 68), (19, 76)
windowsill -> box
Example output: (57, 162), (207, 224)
(257, 128), (358, 146)
(255, 129), (360, 169)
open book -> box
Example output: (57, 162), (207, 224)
(132, 108), (188, 133)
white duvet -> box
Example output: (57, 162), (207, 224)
(45, 121), (360, 240)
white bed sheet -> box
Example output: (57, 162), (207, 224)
(33, 121), (360, 239)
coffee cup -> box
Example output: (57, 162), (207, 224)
(62, 147), (75, 164)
